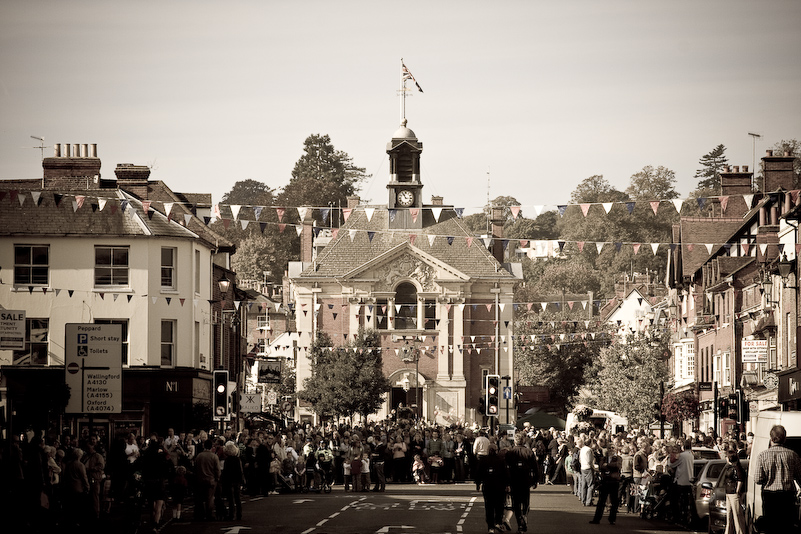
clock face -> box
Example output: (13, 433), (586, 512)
(397, 190), (415, 207)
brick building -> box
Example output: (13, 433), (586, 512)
(288, 121), (521, 426)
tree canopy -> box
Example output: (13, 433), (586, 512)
(575, 330), (670, 427)
(694, 144), (728, 193)
(298, 329), (391, 420)
(280, 134), (369, 210)
(570, 175), (629, 204)
(514, 311), (603, 412)
(625, 165), (679, 200)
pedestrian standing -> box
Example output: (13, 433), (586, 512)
(589, 454), (621, 525)
(475, 443), (511, 534)
(505, 432), (539, 533)
(221, 441), (244, 521)
(723, 451), (746, 534)
(754, 424), (801, 534)
(578, 437), (596, 506)
(193, 439), (221, 521)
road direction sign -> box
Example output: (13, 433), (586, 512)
(65, 323), (122, 414)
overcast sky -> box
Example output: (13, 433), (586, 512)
(1, 1), (799, 213)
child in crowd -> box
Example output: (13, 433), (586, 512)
(172, 466), (188, 520)
(412, 454), (428, 484)
(360, 453), (370, 492)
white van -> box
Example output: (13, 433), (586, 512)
(565, 409), (628, 435)
(744, 410), (801, 533)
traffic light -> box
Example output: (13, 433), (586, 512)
(728, 394), (739, 421)
(213, 370), (229, 420)
(485, 375), (500, 416)
(718, 397), (729, 419)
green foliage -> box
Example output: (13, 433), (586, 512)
(514, 311), (603, 409)
(662, 390), (700, 431)
(529, 259), (601, 296)
(556, 199), (676, 296)
(694, 144), (728, 193)
(298, 329), (391, 420)
(506, 211), (559, 240)
(221, 179), (274, 206)
(576, 330), (670, 428)
(625, 165), (679, 200)
(280, 134), (369, 210)
(570, 175), (629, 204)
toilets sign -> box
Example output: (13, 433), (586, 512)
(65, 323), (122, 414)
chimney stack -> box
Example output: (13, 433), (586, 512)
(762, 149), (796, 193)
(114, 163), (151, 199)
(719, 165), (753, 218)
(490, 206), (506, 264)
(42, 142), (101, 190)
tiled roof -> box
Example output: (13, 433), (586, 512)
(299, 206), (515, 280)
(678, 217), (744, 278)
(0, 181), (231, 249)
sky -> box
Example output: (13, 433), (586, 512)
(1, 1), (799, 214)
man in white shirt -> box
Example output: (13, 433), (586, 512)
(579, 438), (596, 506)
(473, 429), (491, 490)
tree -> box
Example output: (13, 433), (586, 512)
(662, 390), (700, 436)
(231, 233), (274, 282)
(529, 259), (601, 296)
(575, 330), (670, 428)
(570, 175), (629, 204)
(514, 311), (604, 411)
(506, 211), (559, 240)
(625, 165), (679, 200)
(221, 179), (274, 206)
(298, 329), (390, 421)
(279, 134), (369, 211)
(694, 144), (728, 193)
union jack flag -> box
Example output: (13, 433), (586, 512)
(402, 61), (423, 93)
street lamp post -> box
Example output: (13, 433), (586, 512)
(399, 336), (420, 420)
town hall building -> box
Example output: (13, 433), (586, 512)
(289, 120), (521, 426)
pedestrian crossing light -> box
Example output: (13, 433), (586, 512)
(485, 374), (500, 416)
(213, 370), (229, 420)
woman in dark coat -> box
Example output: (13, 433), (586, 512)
(475, 443), (511, 533)
(221, 441), (245, 520)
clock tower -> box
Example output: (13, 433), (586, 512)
(387, 119), (424, 229)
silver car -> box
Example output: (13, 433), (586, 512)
(693, 459), (728, 522)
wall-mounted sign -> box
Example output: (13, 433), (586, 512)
(65, 323), (122, 414)
(0, 309), (25, 350)
(742, 339), (768, 363)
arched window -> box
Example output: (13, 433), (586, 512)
(394, 282), (417, 330)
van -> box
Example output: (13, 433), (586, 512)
(565, 409), (628, 435)
(744, 410), (801, 533)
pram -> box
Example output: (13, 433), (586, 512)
(638, 470), (672, 520)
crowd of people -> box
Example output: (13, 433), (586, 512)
(2, 417), (798, 534)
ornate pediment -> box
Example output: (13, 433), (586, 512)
(373, 252), (436, 292)
(344, 244), (469, 292)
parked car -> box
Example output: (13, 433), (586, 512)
(693, 459), (728, 523)
(705, 459), (749, 534)
(692, 447), (722, 460)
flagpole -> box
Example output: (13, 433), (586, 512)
(400, 58), (406, 124)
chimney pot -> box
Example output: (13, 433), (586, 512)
(62, 144), (70, 157)
(54, 143), (61, 157)
(89, 144), (97, 158)
(785, 150), (793, 157)
(81, 144), (88, 157)
(766, 149), (774, 157)
(742, 165), (749, 172)
(724, 165), (730, 172)
(71, 144), (80, 158)
(733, 166), (740, 173)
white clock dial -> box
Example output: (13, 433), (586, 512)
(397, 190), (414, 207)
